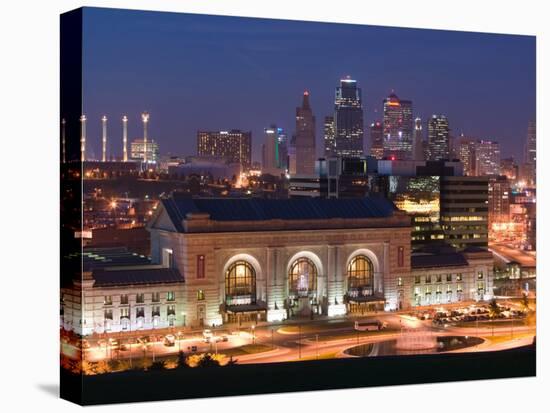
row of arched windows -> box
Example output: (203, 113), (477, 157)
(224, 255), (374, 305)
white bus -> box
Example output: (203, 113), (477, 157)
(354, 319), (388, 331)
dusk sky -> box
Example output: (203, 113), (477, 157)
(82, 7), (536, 162)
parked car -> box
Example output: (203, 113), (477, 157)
(354, 319), (387, 331)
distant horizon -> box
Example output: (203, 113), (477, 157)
(81, 7), (536, 163)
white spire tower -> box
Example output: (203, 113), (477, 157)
(122, 115), (128, 162)
(101, 115), (108, 162)
(80, 114), (87, 162)
(141, 111), (149, 163)
(61, 118), (66, 164)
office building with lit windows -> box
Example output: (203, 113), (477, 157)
(369, 121), (384, 159)
(383, 93), (413, 160)
(130, 139), (160, 163)
(333, 77), (364, 157)
(475, 140), (501, 176)
(197, 130), (252, 169)
(294, 91), (317, 174)
(427, 114), (450, 161)
(323, 116), (336, 157)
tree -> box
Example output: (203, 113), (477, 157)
(226, 355), (238, 366)
(197, 353), (220, 368)
(148, 360), (166, 371)
(177, 351), (189, 369)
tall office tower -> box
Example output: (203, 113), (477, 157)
(500, 157), (518, 181)
(369, 121), (384, 159)
(197, 130), (252, 168)
(80, 114), (87, 162)
(101, 115), (108, 162)
(294, 91), (316, 174)
(427, 114), (450, 161)
(122, 115), (128, 162)
(440, 176), (489, 249)
(523, 120), (536, 185)
(323, 116), (336, 157)
(262, 125), (285, 175)
(334, 77), (364, 157)
(488, 175), (511, 228)
(382, 92), (413, 160)
(458, 136), (477, 176)
(277, 128), (289, 171)
(475, 140), (500, 176)
(412, 117), (424, 161)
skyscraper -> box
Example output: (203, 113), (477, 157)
(427, 114), (450, 161)
(333, 77), (364, 157)
(383, 92), (413, 160)
(262, 125), (286, 175)
(294, 91), (316, 175)
(458, 136), (477, 176)
(523, 120), (536, 185)
(369, 121), (384, 159)
(197, 130), (252, 168)
(323, 116), (335, 157)
(412, 117), (424, 161)
(475, 140), (500, 176)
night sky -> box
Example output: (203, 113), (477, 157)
(82, 7), (535, 162)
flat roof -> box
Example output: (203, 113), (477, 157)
(92, 267), (184, 287)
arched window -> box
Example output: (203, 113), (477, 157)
(347, 255), (374, 295)
(288, 257), (317, 297)
(225, 261), (256, 305)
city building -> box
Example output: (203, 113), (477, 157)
(427, 115), (450, 161)
(262, 125), (285, 176)
(130, 138), (160, 163)
(440, 176), (489, 249)
(369, 121), (384, 160)
(523, 120), (536, 186)
(410, 247), (494, 306)
(500, 157), (519, 182)
(412, 117), (424, 161)
(458, 136), (477, 176)
(294, 91), (316, 174)
(169, 156), (243, 182)
(333, 77), (364, 157)
(318, 157), (370, 199)
(475, 140), (500, 176)
(288, 174), (322, 198)
(197, 130), (252, 169)
(383, 92), (413, 160)
(323, 116), (335, 157)
(488, 175), (511, 229)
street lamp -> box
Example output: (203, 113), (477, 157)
(251, 325), (256, 345)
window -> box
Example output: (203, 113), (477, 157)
(347, 255), (374, 295)
(457, 284), (463, 293)
(225, 261), (256, 305)
(456, 273), (463, 281)
(477, 271), (484, 280)
(104, 295), (112, 306)
(397, 277), (403, 287)
(136, 307), (145, 318)
(120, 294), (129, 305)
(425, 275), (432, 284)
(397, 246), (404, 267)
(197, 290), (205, 301)
(167, 291), (175, 302)
(104, 309), (113, 320)
(136, 293), (145, 304)
(162, 248), (174, 268)
(414, 276), (421, 284)
(152, 306), (160, 317)
(446, 274), (452, 282)
(120, 307), (129, 319)
(197, 255), (205, 279)
(152, 292), (160, 303)
(167, 305), (176, 316)
(436, 274), (442, 283)
(289, 257), (318, 297)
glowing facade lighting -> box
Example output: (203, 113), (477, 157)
(101, 115), (108, 162)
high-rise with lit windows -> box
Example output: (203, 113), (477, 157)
(383, 92), (413, 160)
(294, 91), (317, 174)
(475, 140), (500, 176)
(197, 130), (252, 168)
(369, 121), (384, 159)
(427, 114), (450, 161)
(333, 77), (364, 157)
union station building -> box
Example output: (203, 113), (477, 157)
(61, 194), (494, 335)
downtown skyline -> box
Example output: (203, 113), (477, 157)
(81, 8), (535, 162)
